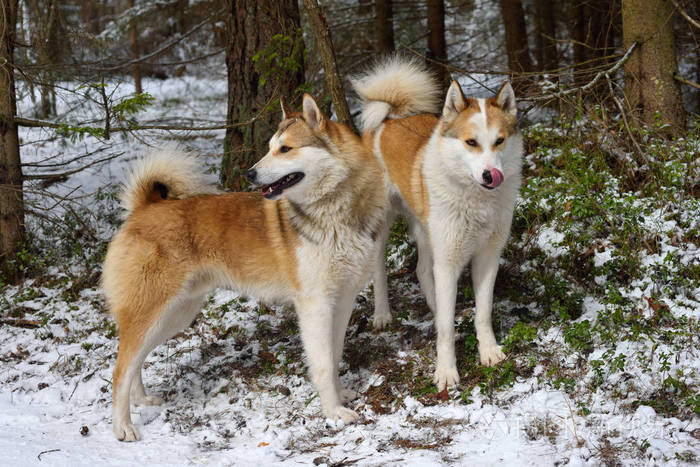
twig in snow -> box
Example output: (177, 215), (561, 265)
(37, 449), (60, 461)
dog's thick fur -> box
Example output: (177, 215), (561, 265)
(102, 95), (387, 441)
(353, 57), (523, 390)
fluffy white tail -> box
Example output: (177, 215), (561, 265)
(120, 148), (218, 217)
(352, 56), (442, 132)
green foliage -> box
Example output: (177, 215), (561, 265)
(56, 123), (106, 142)
(503, 322), (537, 353)
(252, 31), (305, 108)
(113, 92), (156, 122)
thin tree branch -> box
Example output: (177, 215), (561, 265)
(96, 9), (225, 72)
(301, 0), (357, 133)
(673, 73), (700, 90)
(23, 152), (124, 181)
(670, 0), (700, 29)
(525, 42), (637, 102)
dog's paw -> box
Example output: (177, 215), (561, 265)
(325, 405), (359, 426)
(433, 365), (460, 391)
(113, 421), (140, 442)
(133, 394), (165, 407)
(372, 310), (392, 330)
(339, 388), (359, 404)
(479, 344), (506, 366)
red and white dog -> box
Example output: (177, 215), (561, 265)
(353, 57), (523, 389)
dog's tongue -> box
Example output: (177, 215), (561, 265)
(489, 169), (504, 188)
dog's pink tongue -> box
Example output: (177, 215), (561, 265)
(489, 169), (504, 188)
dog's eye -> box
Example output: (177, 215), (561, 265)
(279, 145), (292, 153)
(494, 137), (504, 146)
(465, 139), (478, 147)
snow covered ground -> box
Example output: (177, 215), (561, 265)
(1, 76), (699, 465)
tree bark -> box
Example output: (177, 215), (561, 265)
(499, 0), (534, 93)
(221, 0), (305, 189)
(695, 0), (700, 110)
(301, 0), (356, 133)
(622, 0), (685, 135)
(0, 0), (25, 282)
(127, 0), (142, 94)
(375, 0), (395, 53)
(427, 0), (449, 91)
(534, 0), (557, 73)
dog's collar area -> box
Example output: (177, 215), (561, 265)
(261, 172), (305, 199)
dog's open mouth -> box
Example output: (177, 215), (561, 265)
(260, 172), (305, 199)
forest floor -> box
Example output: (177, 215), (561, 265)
(1, 77), (698, 466)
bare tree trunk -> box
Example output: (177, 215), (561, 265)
(301, 0), (356, 133)
(695, 0), (700, 111)
(375, 0), (395, 53)
(622, 0), (685, 136)
(534, 0), (557, 73)
(221, 0), (305, 189)
(499, 0), (534, 93)
(427, 0), (449, 91)
(127, 0), (142, 94)
(28, 0), (64, 118)
(0, 0), (25, 282)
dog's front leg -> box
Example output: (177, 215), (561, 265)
(432, 259), (461, 391)
(332, 291), (360, 404)
(471, 242), (507, 366)
(296, 298), (359, 425)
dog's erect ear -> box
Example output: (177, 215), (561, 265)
(302, 94), (326, 131)
(442, 80), (468, 118)
(495, 82), (517, 117)
(280, 96), (295, 120)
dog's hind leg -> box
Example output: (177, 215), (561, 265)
(413, 222), (436, 313)
(371, 220), (392, 330)
(113, 294), (205, 441)
(131, 369), (165, 407)
(112, 322), (146, 442)
(471, 241), (506, 366)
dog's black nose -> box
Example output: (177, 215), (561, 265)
(246, 169), (257, 183)
(482, 169), (492, 184)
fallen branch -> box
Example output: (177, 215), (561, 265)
(0, 318), (41, 328)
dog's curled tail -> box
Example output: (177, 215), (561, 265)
(352, 56), (442, 132)
(119, 148), (218, 217)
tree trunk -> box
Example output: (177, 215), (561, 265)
(375, 0), (395, 53)
(0, 0), (25, 282)
(695, 0), (700, 111)
(221, 0), (305, 189)
(499, 0), (534, 93)
(128, 0), (142, 94)
(622, 0), (685, 135)
(426, 0), (449, 91)
(28, 0), (64, 118)
(302, 0), (356, 133)
(534, 0), (557, 73)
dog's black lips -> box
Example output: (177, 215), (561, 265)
(260, 172), (305, 199)
(480, 183), (495, 190)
